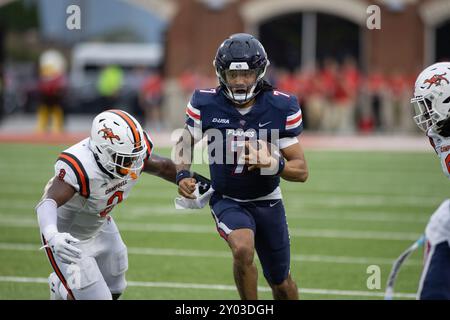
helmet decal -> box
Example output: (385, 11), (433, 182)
(423, 73), (449, 89)
(98, 124), (121, 144)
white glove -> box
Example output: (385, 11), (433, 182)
(46, 233), (82, 264)
(175, 185), (214, 209)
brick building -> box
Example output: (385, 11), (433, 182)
(151, 0), (450, 128)
(161, 0), (450, 76)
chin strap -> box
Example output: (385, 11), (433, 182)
(93, 153), (115, 179)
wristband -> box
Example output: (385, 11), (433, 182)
(275, 157), (285, 176)
(176, 170), (193, 185)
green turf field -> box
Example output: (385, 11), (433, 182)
(0, 143), (448, 299)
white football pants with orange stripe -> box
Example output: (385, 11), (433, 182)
(42, 217), (128, 300)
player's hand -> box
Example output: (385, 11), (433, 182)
(47, 232), (82, 264)
(178, 177), (197, 199)
(244, 140), (277, 171)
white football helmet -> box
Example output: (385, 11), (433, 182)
(89, 109), (148, 180)
(411, 62), (450, 132)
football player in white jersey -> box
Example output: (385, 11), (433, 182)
(36, 109), (178, 300)
(411, 62), (450, 299)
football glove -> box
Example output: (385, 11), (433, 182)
(46, 232), (82, 264)
(192, 172), (211, 195)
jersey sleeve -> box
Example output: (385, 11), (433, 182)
(55, 152), (90, 198)
(143, 130), (154, 160)
(185, 91), (203, 141)
(280, 95), (303, 139)
(185, 91), (201, 128)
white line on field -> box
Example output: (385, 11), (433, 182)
(0, 207), (430, 226)
(0, 189), (445, 207)
(0, 242), (421, 266)
(0, 218), (422, 241)
(0, 276), (416, 299)
(116, 206), (429, 224)
(123, 209), (428, 224)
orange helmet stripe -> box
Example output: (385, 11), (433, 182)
(108, 109), (141, 147)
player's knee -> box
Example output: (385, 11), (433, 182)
(70, 257), (102, 290)
(269, 275), (298, 300)
(108, 277), (127, 296)
(271, 276), (296, 291)
(231, 243), (255, 265)
(106, 247), (128, 294)
(74, 282), (112, 300)
(70, 257), (112, 300)
(264, 264), (290, 286)
(229, 229), (255, 265)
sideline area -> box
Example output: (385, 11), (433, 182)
(0, 114), (430, 152)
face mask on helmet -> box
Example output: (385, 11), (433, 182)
(219, 67), (264, 104)
(411, 95), (434, 132)
(95, 139), (147, 181)
(110, 145), (146, 180)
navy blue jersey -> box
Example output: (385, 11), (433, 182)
(186, 87), (303, 200)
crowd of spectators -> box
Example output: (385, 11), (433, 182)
(177, 58), (419, 134)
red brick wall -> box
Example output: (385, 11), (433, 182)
(366, 2), (424, 75)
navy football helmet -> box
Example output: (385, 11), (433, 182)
(213, 33), (270, 104)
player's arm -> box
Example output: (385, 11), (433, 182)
(142, 153), (177, 184)
(174, 124), (197, 199)
(35, 177), (82, 263)
(41, 176), (77, 206)
(279, 137), (308, 182)
(245, 137), (308, 182)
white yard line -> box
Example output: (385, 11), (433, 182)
(0, 207), (430, 226)
(0, 217), (422, 241)
(0, 276), (416, 299)
(0, 242), (421, 266)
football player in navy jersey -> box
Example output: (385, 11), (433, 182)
(174, 33), (308, 300)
